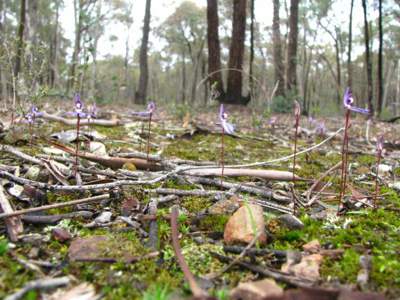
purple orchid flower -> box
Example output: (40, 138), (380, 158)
(70, 93), (87, 118)
(315, 121), (326, 136)
(24, 105), (43, 124)
(268, 116), (277, 126)
(219, 104), (235, 134)
(343, 88), (369, 114)
(131, 101), (156, 117)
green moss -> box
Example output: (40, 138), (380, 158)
(181, 196), (212, 213)
(321, 249), (360, 283)
(357, 154), (376, 166)
(198, 215), (229, 232)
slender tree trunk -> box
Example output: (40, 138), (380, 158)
(135, 0), (151, 104)
(190, 41), (205, 103)
(202, 55), (208, 105)
(26, 0), (38, 44)
(226, 0), (248, 104)
(272, 0), (285, 97)
(68, 0), (83, 94)
(181, 49), (186, 104)
(376, 0), (383, 117)
(0, 0), (8, 104)
(362, 0), (374, 117)
(249, 0), (255, 95)
(334, 35), (341, 104)
(206, 0), (224, 96)
(347, 0), (354, 88)
(285, 0), (299, 94)
(89, 0), (102, 101)
(50, 2), (60, 88)
(14, 0), (26, 78)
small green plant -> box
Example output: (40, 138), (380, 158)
(142, 284), (171, 300)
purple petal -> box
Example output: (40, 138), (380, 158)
(219, 104), (225, 122)
(343, 87), (353, 108)
(147, 102), (156, 114)
(349, 106), (369, 115)
(222, 120), (235, 135)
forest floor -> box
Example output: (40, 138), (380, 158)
(0, 103), (399, 300)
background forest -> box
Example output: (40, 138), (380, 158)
(0, 0), (400, 118)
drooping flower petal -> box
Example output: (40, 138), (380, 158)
(343, 87), (369, 115)
(147, 102), (156, 114)
(222, 120), (235, 135)
(294, 100), (301, 118)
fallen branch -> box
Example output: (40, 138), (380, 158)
(0, 183), (24, 241)
(41, 111), (122, 126)
(5, 276), (71, 300)
(183, 168), (301, 181)
(0, 194), (110, 219)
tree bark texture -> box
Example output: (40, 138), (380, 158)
(206, 0), (224, 96)
(14, 0), (27, 78)
(362, 0), (374, 117)
(226, 0), (248, 104)
(272, 0), (285, 97)
(285, 0), (299, 94)
(135, 0), (151, 104)
(376, 0), (383, 117)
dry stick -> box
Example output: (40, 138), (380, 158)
(170, 206), (208, 298)
(339, 110), (351, 213)
(0, 194), (110, 220)
(0, 183), (24, 241)
(146, 112), (152, 161)
(221, 125), (225, 188)
(205, 231), (262, 280)
(305, 161), (342, 206)
(74, 114), (81, 176)
(374, 151), (382, 209)
(4, 276), (71, 300)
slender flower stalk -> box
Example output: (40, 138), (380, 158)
(374, 135), (384, 209)
(71, 94), (88, 176)
(218, 104), (235, 185)
(292, 100), (301, 214)
(24, 105), (43, 145)
(131, 102), (155, 158)
(338, 88), (369, 213)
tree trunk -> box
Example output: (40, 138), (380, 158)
(0, 0), (8, 104)
(190, 41), (205, 103)
(249, 0), (255, 96)
(347, 0), (354, 88)
(89, 0), (102, 101)
(334, 34), (341, 104)
(362, 0), (373, 117)
(135, 0), (151, 105)
(376, 0), (383, 117)
(67, 0), (83, 94)
(206, 0), (224, 96)
(14, 0), (26, 78)
(226, 0), (248, 104)
(272, 0), (285, 97)
(26, 0), (38, 44)
(50, 1), (60, 88)
(181, 49), (186, 104)
(285, 0), (299, 94)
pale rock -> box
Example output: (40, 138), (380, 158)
(282, 253), (323, 281)
(25, 166), (41, 180)
(230, 278), (283, 300)
(89, 141), (108, 157)
(377, 164), (391, 176)
(208, 195), (241, 215)
(94, 210), (112, 224)
(277, 214), (304, 229)
(223, 204), (267, 245)
(302, 239), (321, 253)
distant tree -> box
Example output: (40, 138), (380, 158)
(377, 0), (383, 117)
(362, 0), (373, 117)
(226, 0), (248, 104)
(249, 0), (255, 95)
(14, 0), (26, 78)
(347, 0), (354, 89)
(285, 0), (299, 94)
(135, 0), (151, 105)
(206, 0), (224, 96)
(272, 0), (285, 97)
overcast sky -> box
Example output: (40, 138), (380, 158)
(60, 0), (369, 60)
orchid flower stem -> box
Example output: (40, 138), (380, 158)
(146, 113), (152, 161)
(339, 109), (351, 213)
(292, 117), (299, 214)
(75, 114), (81, 176)
(374, 152), (381, 209)
(139, 122), (144, 152)
(221, 127), (225, 187)
(29, 123), (33, 146)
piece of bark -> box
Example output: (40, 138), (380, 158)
(51, 141), (163, 171)
(0, 183), (23, 242)
(183, 168), (301, 181)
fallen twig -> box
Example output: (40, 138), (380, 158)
(0, 194), (110, 219)
(5, 276), (71, 300)
(170, 206), (208, 298)
(41, 111), (122, 126)
(0, 183), (24, 241)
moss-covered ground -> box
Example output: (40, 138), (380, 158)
(1, 111), (399, 299)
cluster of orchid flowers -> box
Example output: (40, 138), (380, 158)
(24, 105), (43, 124)
(70, 94), (98, 120)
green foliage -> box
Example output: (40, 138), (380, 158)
(0, 237), (8, 256)
(271, 95), (293, 113)
(142, 284), (171, 300)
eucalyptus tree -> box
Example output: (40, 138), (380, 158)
(285, 0), (299, 95)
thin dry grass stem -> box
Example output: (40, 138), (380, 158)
(146, 113), (152, 161)
(338, 110), (351, 214)
(74, 114), (81, 176)
(170, 206), (208, 298)
(220, 126), (225, 188)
